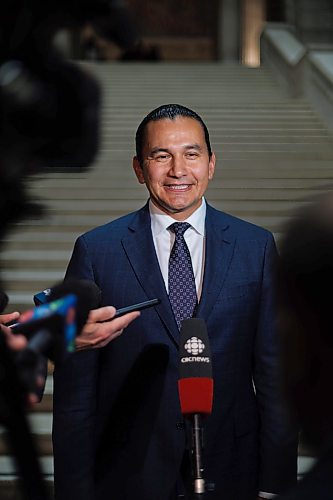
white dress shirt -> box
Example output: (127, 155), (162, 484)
(149, 198), (206, 301)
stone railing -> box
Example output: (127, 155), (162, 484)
(261, 23), (333, 129)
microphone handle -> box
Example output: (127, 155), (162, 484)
(0, 331), (49, 499)
(27, 329), (53, 353)
(192, 413), (205, 495)
(15, 329), (52, 395)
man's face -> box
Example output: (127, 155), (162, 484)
(133, 117), (216, 220)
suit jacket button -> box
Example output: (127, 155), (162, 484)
(176, 422), (184, 430)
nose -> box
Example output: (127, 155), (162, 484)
(168, 155), (186, 178)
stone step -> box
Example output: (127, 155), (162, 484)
(104, 137), (333, 145)
(102, 145), (333, 155)
(3, 272), (64, 291)
(27, 187), (331, 201)
(0, 377), (54, 454)
(117, 114), (306, 124)
(36, 162), (333, 177)
(15, 199), (312, 215)
(0, 434), (52, 458)
(30, 395), (53, 414)
(100, 105), (324, 112)
(0, 456), (53, 475)
(0, 414), (53, 458)
(0, 476), (53, 500)
(0, 455), (316, 494)
(100, 104), (315, 112)
(0, 250), (72, 263)
(3, 233), (80, 243)
(2, 241), (75, 251)
(26, 177), (333, 190)
(4, 210), (300, 234)
(102, 123), (331, 132)
(4, 228), (288, 249)
(1, 206), (291, 253)
(0, 216), (289, 249)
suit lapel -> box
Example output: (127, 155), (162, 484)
(196, 205), (236, 321)
(121, 203), (236, 343)
(121, 205), (180, 346)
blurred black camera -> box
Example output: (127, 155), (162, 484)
(0, 1), (112, 173)
(0, 5), (117, 498)
(0, 1), (126, 238)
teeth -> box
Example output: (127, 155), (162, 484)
(167, 185), (189, 190)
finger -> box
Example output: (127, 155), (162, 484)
(75, 325), (122, 350)
(87, 306), (116, 323)
(0, 311), (20, 325)
(35, 374), (46, 389)
(81, 328), (123, 349)
(26, 393), (40, 406)
(94, 329), (124, 348)
(87, 310), (140, 346)
(76, 311), (140, 350)
(107, 311), (140, 331)
(1, 326), (27, 351)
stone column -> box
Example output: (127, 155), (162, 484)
(241, 0), (266, 66)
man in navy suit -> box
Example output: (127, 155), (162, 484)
(52, 104), (297, 499)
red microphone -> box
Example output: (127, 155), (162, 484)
(178, 318), (214, 496)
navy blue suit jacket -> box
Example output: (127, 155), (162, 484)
(52, 203), (297, 500)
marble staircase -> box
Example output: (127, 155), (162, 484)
(1, 61), (332, 498)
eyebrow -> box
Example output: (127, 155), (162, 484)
(148, 148), (170, 156)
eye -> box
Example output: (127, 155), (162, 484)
(155, 154), (171, 162)
(185, 152), (199, 159)
(147, 153), (170, 163)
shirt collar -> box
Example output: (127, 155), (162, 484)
(149, 198), (206, 237)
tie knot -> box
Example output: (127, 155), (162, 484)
(169, 222), (191, 237)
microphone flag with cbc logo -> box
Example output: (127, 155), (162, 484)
(178, 318), (214, 415)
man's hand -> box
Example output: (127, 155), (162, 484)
(75, 306), (140, 350)
(0, 312), (26, 351)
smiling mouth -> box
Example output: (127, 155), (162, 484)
(165, 184), (191, 191)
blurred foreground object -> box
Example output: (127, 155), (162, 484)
(0, 1), (104, 172)
(277, 191), (333, 499)
(0, 4), (106, 498)
(0, 1), (110, 245)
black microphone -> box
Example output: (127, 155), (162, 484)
(12, 280), (101, 362)
(34, 277), (102, 309)
(12, 280), (101, 397)
(178, 318), (214, 497)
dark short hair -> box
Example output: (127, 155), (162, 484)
(135, 103), (212, 165)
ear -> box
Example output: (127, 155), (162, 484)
(133, 156), (145, 184)
(208, 152), (216, 180)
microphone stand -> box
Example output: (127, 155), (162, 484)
(190, 413), (205, 499)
